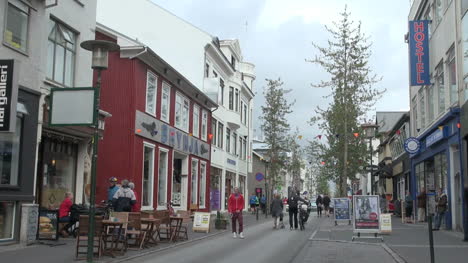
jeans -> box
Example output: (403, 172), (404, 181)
(289, 207), (298, 229)
(434, 211), (445, 229)
(59, 216), (73, 233)
(317, 206), (322, 216)
(231, 212), (243, 233)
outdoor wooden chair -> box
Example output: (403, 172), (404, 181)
(154, 210), (171, 241)
(175, 210), (191, 241)
(126, 212), (147, 250)
(102, 212), (129, 253)
(75, 215), (104, 260)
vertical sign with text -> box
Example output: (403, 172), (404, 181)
(409, 21), (430, 86)
(0, 60), (18, 132)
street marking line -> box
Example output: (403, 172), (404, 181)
(382, 243), (407, 263)
(309, 230), (318, 240)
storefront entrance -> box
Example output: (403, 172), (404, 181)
(172, 152), (188, 211)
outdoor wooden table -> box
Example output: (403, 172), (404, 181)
(102, 220), (128, 258)
(169, 216), (184, 242)
(141, 218), (161, 247)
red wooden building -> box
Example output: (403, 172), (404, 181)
(94, 26), (215, 212)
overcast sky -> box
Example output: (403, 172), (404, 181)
(153, 0), (411, 142)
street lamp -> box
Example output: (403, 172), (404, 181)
(362, 123), (378, 195)
(80, 40), (119, 263)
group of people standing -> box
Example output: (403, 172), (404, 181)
(315, 194), (331, 217)
(405, 188), (448, 230)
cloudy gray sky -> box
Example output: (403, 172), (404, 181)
(153, 0), (411, 142)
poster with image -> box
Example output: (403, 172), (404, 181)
(353, 195), (380, 233)
(333, 198), (351, 221)
(37, 210), (59, 240)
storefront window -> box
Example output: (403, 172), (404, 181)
(0, 201), (15, 240)
(199, 162), (206, 208)
(191, 159), (199, 205)
(239, 175), (245, 195)
(0, 117), (22, 186)
(225, 171), (235, 209)
(210, 167), (221, 210)
(157, 148), (168, 207)
(142, 143), (155, 209)
(434, 152), (447, 192)
(415, 162), (425, 193)
(41, 138), (77, 209)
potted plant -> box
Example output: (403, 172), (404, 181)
(214, 211), (228, 230)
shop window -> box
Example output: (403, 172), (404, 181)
(157, 148), (168, 208)
(217, 123), (224, 149)
(41, 138), (78, 209)
(193, 105), (200, 138)
(434, 153), (447, 192)
(448, 48), (457, 105)
(210, 167), (221, 211)
(191, 158), (199, 205)
(0, 116), (22, 186)
(145, 71), (157, 116)
(0, 201), (15, 240)
(161, 82), (170, 123)
(4, 3), (29, 53)
(47, 19), (76, 87)
(211, 118), (217, 146)
(199, 162), (207, 208)
(175, 93), (189, 132)
(201, 110), (208, 141)
(142, 143), (155, 209)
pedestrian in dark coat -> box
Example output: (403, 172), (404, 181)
(316, 195), (323, 217)
(271, 194), (283, 229)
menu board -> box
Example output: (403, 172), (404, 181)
(353, 195), (380, 233)
(193, 212), (211, 233)
(38, 210), (59, 240)
(333, 198), (351, 221)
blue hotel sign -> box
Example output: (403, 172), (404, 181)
(135, 110), (210, 159)
(409, 20), (430, 86)
(425, 129), (444, 148)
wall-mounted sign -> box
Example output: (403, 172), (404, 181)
(425, 128), (444, 148)
(49, 87), (96, 126)
(0, 60), (18, 132)
(227, 158), (236, 165)
(404, 137), (421, 154)
(135, 110), (210, 159)
(409, 21), (430, 86)
(255, 172), (264, 181)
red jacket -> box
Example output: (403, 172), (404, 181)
(131, 190), (141, 212)
(228, 193), (245, 213)
(59, 198), (73, 218)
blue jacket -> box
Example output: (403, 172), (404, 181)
(108, 185), (119, 201)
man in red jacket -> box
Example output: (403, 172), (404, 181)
(228, 187), (245, 239)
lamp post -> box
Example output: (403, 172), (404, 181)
(362, 124), (378, 195)
(80, 40), (119, 263)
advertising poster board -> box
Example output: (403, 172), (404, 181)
(380, 213), (392, 234)
(37, 210), (59, 240)
(333, 198), (351, 223)
(353, 195), (380, 233)
(193, 212), (211, 233)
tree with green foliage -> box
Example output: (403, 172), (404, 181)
(308, 7), (384, 196)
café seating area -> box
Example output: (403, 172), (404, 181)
(75, 210), (191, 260)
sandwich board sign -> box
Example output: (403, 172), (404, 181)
(380, 213), (392, 234)
(352, 195), (383, 241)
(333, 198), (351, 225)
(193, 212), (211, 233)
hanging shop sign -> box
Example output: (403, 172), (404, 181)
(0, 60), (18, 132)
(333, 198), (351, 221)
(353, 195), (381, 233)
(409, 21), (430, 86)
(135, 110), (210, 159)
(404, 137), (421, 154)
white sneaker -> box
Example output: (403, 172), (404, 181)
(233, 232), (237, 239)
(239, 232), (244, 239)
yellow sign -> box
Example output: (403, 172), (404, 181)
(380, 213), (392, 234)
(193, 212), (211, 233)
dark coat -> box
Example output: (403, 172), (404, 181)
(271, 198), (283, 217)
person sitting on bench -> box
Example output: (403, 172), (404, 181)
(59, 192), (74, 237)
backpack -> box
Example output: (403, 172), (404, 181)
(250, 196), (257, 205)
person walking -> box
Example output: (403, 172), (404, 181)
(416, 188), (426, 222)
(108, 177), (120, 203)
(249, 193), (258, 214)
(323, 194), (331, 217)
(228, 187), (245, 238)
(260, 195), (267, 214)
(404, 191), (413, 223)
(271, 194), (284, 229)
(288, 191), (306, 230)
(316, 195), (323, 217)
(433, 188), (448, 231)
(112, 180), (136, 212)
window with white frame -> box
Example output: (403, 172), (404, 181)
(161, 82), (171, 123)
(157, 148), (168, 208)
(191, 158), (199, 205)
(448, 48), (457, 105)
(145, 71), (157, 115)
(4, 2), (29, 53)
(436, 62), (445, 115)
(175, 93), (189, 132)
(434, 0), (443, 25)
(428, 85), (435, 121)
(243, 103), (248, 125)
(239, 136), (243, 159)
(142, 143), (155, 209)
(201, 110), (208, 141)
(425, 4), (432, 38)
(229, 87), (234, 110)
(219, 78), (224, 105)
(211, 118), (217, 146)
(243, 138), (247, 160)
(193, 105), (200, 138)
(217, 122), (224, 149)
(205, 63), (210, 78)
(199, 162), (207, 208)
(235, 89), (239, 112)
(233, 133), (237, 155)
(226, 127), (231, 153)
(47, 19), (76, 87)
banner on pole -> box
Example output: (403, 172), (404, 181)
(409, 20), (430, 86)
